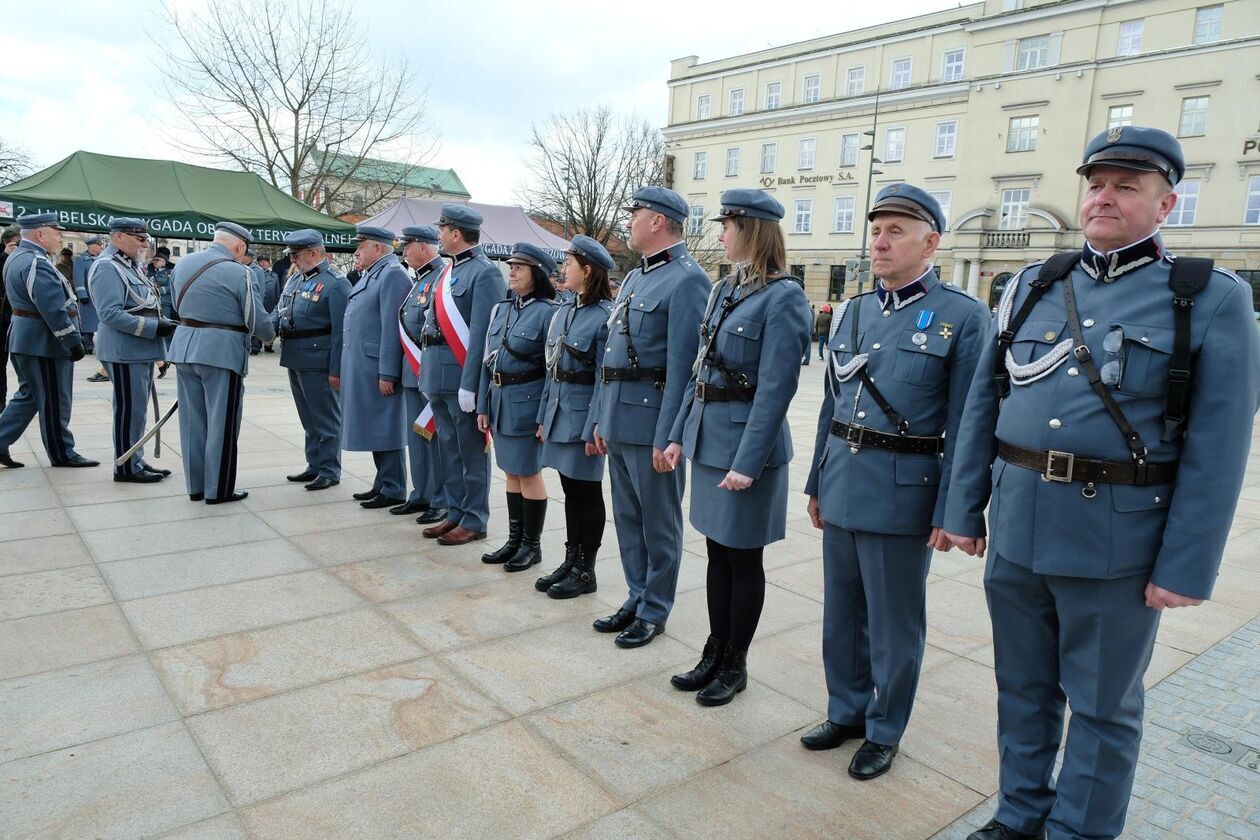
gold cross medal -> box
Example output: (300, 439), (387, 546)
(939, 322), (953, 339)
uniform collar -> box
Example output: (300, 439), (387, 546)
(104, 244), (141, 272)
(452, 245), (482, 267)
(876, 265), (936, 311)
(302, 260), (327, 279)
(640, 241), (687, 274)
(415, 257), (442, 281)
(19, 239), (49, 257)
(514, 293), (536, 310)
(1080, 232), (1162, 283)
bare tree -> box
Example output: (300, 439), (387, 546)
(683, 222), (725, 276)
(516, 107), (665, 247)
(151, 0), (434, 214)
(0, 139), (33, 186)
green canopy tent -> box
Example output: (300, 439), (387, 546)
(0, 150), (357, 251)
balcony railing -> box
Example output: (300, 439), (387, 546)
(985, 231), (1030, 248)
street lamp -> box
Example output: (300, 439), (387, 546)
(856, 89), (882, 295)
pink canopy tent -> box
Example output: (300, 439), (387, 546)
(360, 197), (569, 260)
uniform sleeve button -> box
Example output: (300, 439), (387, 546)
(857, 411), (866, 419)
(1049, 419), (1062, 430)
(872, 343), (881, 350)
(737, 327), (743, 332)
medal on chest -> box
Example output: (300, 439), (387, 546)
(912, 309), (934, 346)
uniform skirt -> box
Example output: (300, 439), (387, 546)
(493, 431), (543, 476)
(688, 461), (789, 550)
(542, 439), (606, 481)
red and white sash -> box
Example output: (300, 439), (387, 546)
(432, 261), (491, 448)
(400, 264), (452, 439)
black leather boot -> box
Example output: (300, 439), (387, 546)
(696, 644), (748, 706)
(670, 635), (725, 691)
(504, 497), (546, 572)
(535, 542), (576, 592)
(482, 491), (523, 564)
(547, 543), (597, 599)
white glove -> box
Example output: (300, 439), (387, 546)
(458, 388), (476, 413)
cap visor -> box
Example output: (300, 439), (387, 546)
(868, 198), (934, 226)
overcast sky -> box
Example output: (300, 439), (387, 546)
(1, 0), (959, 205)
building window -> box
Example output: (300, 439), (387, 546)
(1108, 104), (1133, 129)
(1179, 96), (1209, 137)
(829, 265), (846, 300)
(172, 246), (182, 257)
(696, 94), (711, 120)
(1193, 5), (1223, 44)
(793, 199), (813, 234)
(765, 81), (782, 110)
(791, 264), (806, 280)
(999, 188), (1031, 230)
(798, 138), (817, 170)
(840, 133), (859, 168)
(688, 205), (705, 236)
(927, 190), (952, 230)
(803, 74), (821, 104)
(885, 127), (906, 163)
(1245, 175), (1260, 225)
(1167, 179), (1199, 226)
(725, 147), (740, 177)
(845, 66), (865, 97)
(891, 58), (913, 90)
(934, 121), (958, 158)
(760, 143), (777, 174)
(942, 49), (965, 82)
(1117, 20), (1144, 56)
(833, 196), (856, 233)
(1017, 35), (1050, 70)
(729, 88), (744, 116)
(693, 151), (707, 180)
(1007, 115), (1039, 152)
(1002, 0), (1024, 9)
(719, 263), (732, 280)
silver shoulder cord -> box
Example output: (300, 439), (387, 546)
(826, 297), (868, 396)
(997, 268), (1073, 386)
(691, 273), (732, 377)
(483, 300), (506, 368)
(27, 254), (79, 338)
(241, 265), (256, 336)
(544, 305), (566, 372)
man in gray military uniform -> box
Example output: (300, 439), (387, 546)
(273, 229), (351, 491)
(801, 185), (989, 781)
(418, 205), (506, 545)
(0, 213), (96, 469)
(72, 235), (103, 354)
(590, 186), (710, 648)
(87, 217), (177, 483)
(168, 221), (275, 503)
(341, 225), (412, 509)
(944, 128), (1260, 840)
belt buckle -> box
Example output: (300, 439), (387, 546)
(845, 424), (865, 450)
(492, 372), (503, 387)
(696, 383), (708, 401)
(1044, 449), (1075, 483)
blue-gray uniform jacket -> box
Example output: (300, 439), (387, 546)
(476, 295), (560, 433)
(418, 246), (505, 396)
(399, 257), (444, 389)
(87, 246), (166, 364)
(539, 298), (614, 443)
(3, 240), (82, 358)
(339, 253), (411, 451)
(671, 274), (812, 478)
(167, 243), (275, 375)
(944, 246), (1260, 599)
(806, 270), (990, 534)
(591, 242), (710, 449)
(150, 265), (176, 319)
(71, 251), (99, 332)
(262, 269), (281, 312)
(274, 260), (350, 375)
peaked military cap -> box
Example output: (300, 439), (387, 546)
(436, 204), (483, 232)
(84, 235), (105, 246)
(506, 242), (557, 276)
(284, 229), (324, 251)
(868, 183), (946, 233)
(108, 217), (148, 236)
(401, 225), (441, 245)
(354, 225), (396, 245)
(710, 188), (785, 222)
(16, 212), (64, 231)
(214, 221), (253, 244)
(623, 186), (689, 223)
(1077, 125), (1184, 185)
(566, 234), (615, 270)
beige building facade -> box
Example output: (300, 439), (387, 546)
(662, 0), (1260, 310)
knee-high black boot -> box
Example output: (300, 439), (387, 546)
(504, 497), (546, 572)
(482, 491), (523, 564)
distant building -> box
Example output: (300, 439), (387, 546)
(303, 151), (471, 221)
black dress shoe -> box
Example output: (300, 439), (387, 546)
(615, 619), (664, 648)
(848, 741), (898, 780)
(966, 819), (1045, 840)
(52, 454), (99, 468)
(206, 491), (249, 505)
(416, 506), (447, 524)
(114, 471), (164, 483)
(305, 477), (339, 491)
(287, 469), (318, 483)
(360, 495), (403, 509)
(189, 493), (204, 502)
(696, 645), (747, 706)
(86, 372), (110, 383)
(141, 464), (172, 477)
(800, 720), (866, 751)
(352, 489), (380, 501)
(671, 635), (725, 691)
(592, 608), (636, 634)
(0, 449), (24, 468)
(389, 500), (429, 515)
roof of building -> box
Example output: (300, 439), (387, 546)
(314, 151), (470, 197)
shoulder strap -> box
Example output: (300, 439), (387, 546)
(1162, 256), (1213, 441)
(994, 252), (1077, 398)
(174, 257), (234, 313)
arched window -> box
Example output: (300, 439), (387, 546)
(988, 272), (1014, 309)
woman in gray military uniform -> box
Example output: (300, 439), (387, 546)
(665, 188), (812, 706)
(533, 235), (615, 599)
(477, 243), (560, 573)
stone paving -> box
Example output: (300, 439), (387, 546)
(0, 352), (1257, 839)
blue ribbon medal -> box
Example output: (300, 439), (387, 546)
(912, 310), (933, 346)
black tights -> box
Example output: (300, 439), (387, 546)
(558, 473), (605, 550)
(705, 538), (766, 651)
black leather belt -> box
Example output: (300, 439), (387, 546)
(280, 327), (331, 339)
(601, 365), (667, 385)
(829, 420), (944, 455)
(696, 382), (754, 402)
(181, 318), (247, 333)
(11, 308), (41, 319)
(421, 332), (447, 347)
(492, 368), (545, 387)
(997, 440), (1177, 486)
(554, 369), (595, 385)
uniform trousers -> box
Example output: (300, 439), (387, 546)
(605, 440), (684, 625)
(288, 368), (342, 481)
(106, 361), (153, 476)
(369, 450), (406, 499)
(404, 386), (445, 507)
(176, 363), (244, 501)
(0, 353), (76, 463)
(0, 307), (10, 409)
(429, 393), (489, 531)
(986, 553), (1160, 840)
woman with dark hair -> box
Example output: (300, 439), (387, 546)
(664, 188), (812, 706)
(533, 235), (616, 598)
(478, 243), (560, 572)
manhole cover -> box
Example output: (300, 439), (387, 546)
(1186, 732), (1234, 755)
(1183, 730), (1259, 772)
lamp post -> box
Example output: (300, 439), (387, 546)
(856, 89), (883, 295)
(561, 166), (572, 240)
